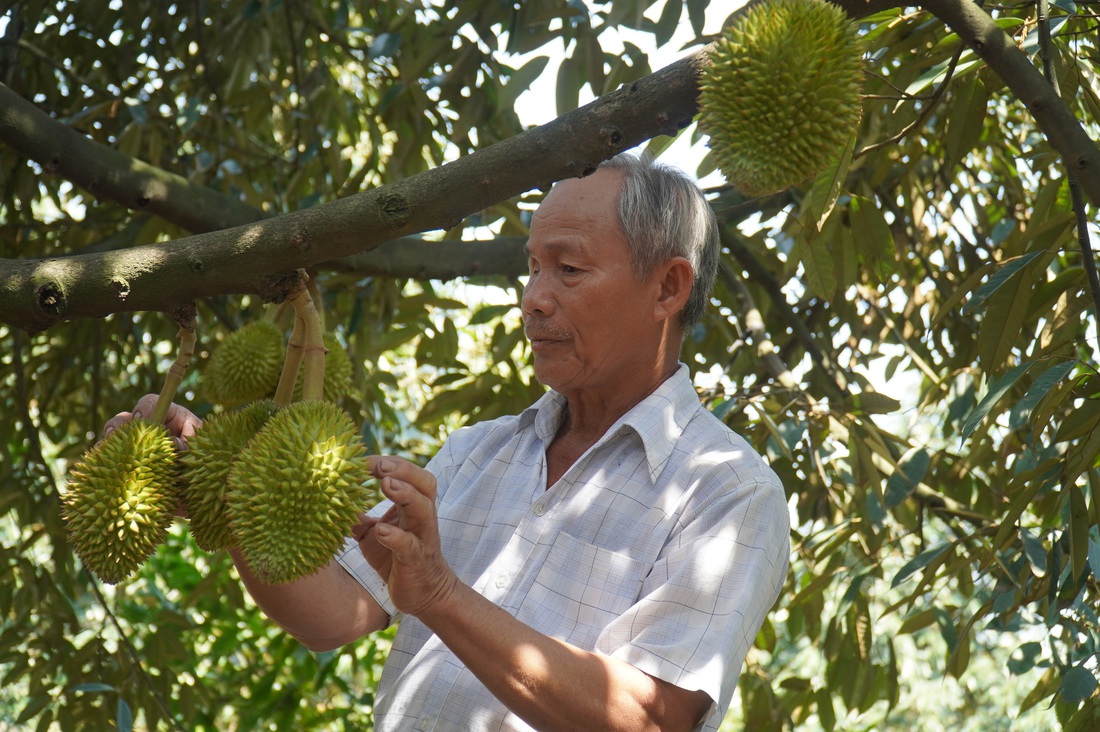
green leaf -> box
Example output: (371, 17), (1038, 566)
(848, 195), (896, 283)
(686, 0), (708, 37)
(962, 251), (1043, 315)
(943, 77), (988, 172)
(556, 56), (581, 116)
(892, 542), (951, 588)
(1060, 664), (1099, 704)
(884, 447), (931, 509)
(800, 233), (838, 300)
(959, 361), (1034, 443)
(117, 698), (133, 732)
(654, 0), (682, 46)
(1011, 360), (1077, 426)
(501, 56), (550, 109)
(809, 133), (856, 231)
(1020, 528), (1047, 577)
(468, 303), (514, 325)
(70, 683), (116, 694)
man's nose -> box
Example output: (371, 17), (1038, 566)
(521, 272), (554, 317)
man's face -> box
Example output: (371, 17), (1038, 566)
(521, 168), (663, 396)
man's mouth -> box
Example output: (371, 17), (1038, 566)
(524, 323), (568, 348)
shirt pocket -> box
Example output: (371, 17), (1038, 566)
(515, 531), (649, 652)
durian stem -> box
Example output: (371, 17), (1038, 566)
(151, 319), (197, 424)
(290, 285), (327, 402)
(274, 300), (306, 408)
(306, 276), (326, 333)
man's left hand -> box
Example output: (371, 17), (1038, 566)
(354, 457), (459, 618)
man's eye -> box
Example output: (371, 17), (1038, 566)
(562, 265), (579, 274)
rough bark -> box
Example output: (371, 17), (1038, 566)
(2, 0), (1099, 333)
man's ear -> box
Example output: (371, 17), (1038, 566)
(653, 257), (694, 322)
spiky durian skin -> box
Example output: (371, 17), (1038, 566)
(698, 0), (863, 197)
(62, 419), (178, 584)
(206, 320), (284, 407)
(181, 400), (280, 551)
(226, 400), (374, 584)
(294, 333), (354, 404)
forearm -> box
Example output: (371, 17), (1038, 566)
(418, 581), (708, 732)
(231, 549), (387, 651)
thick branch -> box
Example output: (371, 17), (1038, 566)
(321, 236), (529, 281)
(921, 0), (1100, 205)
(0, 83), (264, 233)
(0, 47), (708, 331)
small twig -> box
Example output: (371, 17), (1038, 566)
(856, 43), (965, 158)
(86, 577), (188, 732)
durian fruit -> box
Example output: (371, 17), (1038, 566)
(205, 320), (285, 407)
(62, 419), (179, 584)
(294, 333), (353, 404)
(181, 399), (280, 551)
(698, 0), (863, 197)
(226, 400), (374, 584)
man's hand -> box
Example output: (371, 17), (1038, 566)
(353, 457), (459, 618)
(102, 393), (202, 453)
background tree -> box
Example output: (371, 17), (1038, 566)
(1, 0), (1099, 730)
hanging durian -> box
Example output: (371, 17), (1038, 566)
(204, 319), (284, 407)
(181, 399), (280, 551)
(63, 420), (180, 584)
(222, 279), (375, 584)
(293, 332), (353, 404)
(63, 318), (197, 584)
(226, 399), (374, 584)
(698, 0), (863, 196)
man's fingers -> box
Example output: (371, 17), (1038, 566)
(371, 522), (418, 563)
(369, 456), (438, 502)
(380, 477), (435, 535)
(131, 393), (160, 421)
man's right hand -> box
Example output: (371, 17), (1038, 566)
(102, 393), (203, 452)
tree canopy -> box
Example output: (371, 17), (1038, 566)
(2, 0), (1100, 730)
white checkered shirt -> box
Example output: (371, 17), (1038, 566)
(337, 364), (790, 731)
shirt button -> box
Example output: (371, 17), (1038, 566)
(417, 718), (431, 731)
(495, 574), (508, 588)
(533, 502), (547, 516)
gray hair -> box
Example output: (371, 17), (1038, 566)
(597, 153), (720, 329)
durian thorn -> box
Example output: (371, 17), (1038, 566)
(151, 320), (198, 424)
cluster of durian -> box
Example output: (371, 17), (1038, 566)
(62, 312), (373, 586)
(698, 0), (863, 197)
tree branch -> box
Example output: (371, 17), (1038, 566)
(0, 44), (708, 331)
(920, 0), (1100, 205)
(4, 0), (1100, 333)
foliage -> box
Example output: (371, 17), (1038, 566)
(2, 0), (1100, 730)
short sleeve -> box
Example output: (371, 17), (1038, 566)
(333, 423), (494, 621)
(596, 472), (790, 729)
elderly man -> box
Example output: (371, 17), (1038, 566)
(113, 153), (789, 731)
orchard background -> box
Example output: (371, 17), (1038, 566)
(2, 0), (1100, 729)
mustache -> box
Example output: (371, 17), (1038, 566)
(523, 318), (570, 341)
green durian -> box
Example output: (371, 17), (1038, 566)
(698, 0), (863, 197)
(226, 400), (375, 584)
(294, 333), (353, 403)
(181, 399), (280, 551)
(62, 419), (179, 584)
(205, 320), (285, 407)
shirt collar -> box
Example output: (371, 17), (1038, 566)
(520, 363), (701, 483)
